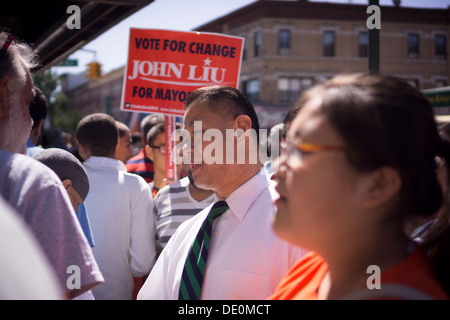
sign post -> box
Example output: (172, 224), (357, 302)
(423, 86), (450, 115)
(121, 28), (244, 182)
(164, 115), (177, 180)
(55, 58), (78, 67)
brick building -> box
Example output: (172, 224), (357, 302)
(62, 0), (450, 128)
(195, 0), (450, 126)
(61, 66), (127, 121)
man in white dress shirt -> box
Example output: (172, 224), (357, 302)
(76, 113), (156, 300)
(138, 85), (306, 300)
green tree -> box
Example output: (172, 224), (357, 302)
(32, 70), (81, 133)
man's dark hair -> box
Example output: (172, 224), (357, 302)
(146, 122), (181, 146)
(76, 113), (118, 157)
(283, 104), (301, 128)
(29, 87), (47, 129)
(184, 85), (260, 140)
(141, 113), (164, 142)
(115, 120), (130, 138)
(146, 122), (165, 147)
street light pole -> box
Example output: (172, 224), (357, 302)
(368, 0), (380, 73)
(79, 48), (97, 61)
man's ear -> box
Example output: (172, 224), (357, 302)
(145, 145), (154, 161)
(37, 118), (44, 131)
(77, 143), (91, 162)
(234, 114), (252, 132)
(0, 76), (10, 119)
(62, 179), (72, 191)
(363, 167), (402, 209)
(232, 115), (253, 145)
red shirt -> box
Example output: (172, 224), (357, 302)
(269, 246), (448, 300)
(125, 148), (154, 183)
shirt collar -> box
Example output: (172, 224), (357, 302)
(84, 156), (127, 172)
(215, 169), (270, 222)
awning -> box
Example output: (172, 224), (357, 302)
(1, 0), (154, 72)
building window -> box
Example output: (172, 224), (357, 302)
(243, 79), (260, 102)
(323, 31), (335, 57)
(358, 32), (368, 58)
(407, 33), (419, 59)
(435, 79), (447, 88)
(435, 35), (447, 60)
(278, 77), (315, 103)
(278, 29), (291, 55)
(242, 35), (247, 60)
(254, 31), (261, 57)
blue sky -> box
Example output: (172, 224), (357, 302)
(55, 0), (450, 75)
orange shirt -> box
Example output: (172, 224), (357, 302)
(152, 186), (159, 198)
(268, 246), (449, 300)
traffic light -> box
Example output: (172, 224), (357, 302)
(85, 61), (102, 79)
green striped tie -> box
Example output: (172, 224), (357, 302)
(178, 200), (229, 300)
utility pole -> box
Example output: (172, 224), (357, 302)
(80, 48), (97, 61)
(368, 0), (380, 73)
(80, 49), (102, 79)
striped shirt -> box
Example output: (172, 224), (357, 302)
(154, 177), (215, 248)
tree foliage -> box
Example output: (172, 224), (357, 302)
(32, 70), (81, 133)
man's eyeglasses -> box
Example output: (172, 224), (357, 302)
(151, 145), (166, 155)
(0, 33), (15, 60)
(280, 140), (346, 167)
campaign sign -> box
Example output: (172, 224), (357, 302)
(165, 115), (177, 180)
(121, 28), (244, 116)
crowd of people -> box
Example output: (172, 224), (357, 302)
(1, 31), (449, 300)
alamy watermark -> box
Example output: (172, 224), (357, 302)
(366, 264), (381, 290)
(67, 4), (381, 31)
(367, 5), (381, 30)
(66, 265), (81, 290)
(169, 121), (281, 170)
(66, 5), (81, 30)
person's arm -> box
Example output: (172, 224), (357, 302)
(21, 171), (103, 299)
(137, 234), (172, 300)
(153, 192), (164, 258)
(129, 179), (157, 277)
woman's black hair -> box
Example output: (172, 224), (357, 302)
(299, 73), (450, 295)
(300, 73), (442, 218)
(421, 122), (450, 295)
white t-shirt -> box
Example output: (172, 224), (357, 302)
(84, 156), (156, 300)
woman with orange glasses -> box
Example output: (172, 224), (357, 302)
(270, 73), (450, 300)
